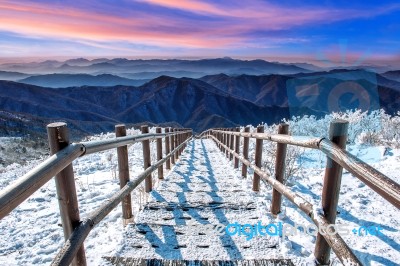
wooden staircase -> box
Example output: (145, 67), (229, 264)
(103, 139), (293, 265)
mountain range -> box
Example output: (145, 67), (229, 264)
(1, 58), (399, 137)
(1, 67), (400, 138)
(0, 57), (310, 76)
(18, 74), (149, 88)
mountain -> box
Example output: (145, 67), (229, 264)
(0, 78), (290, 137)
(292, 62), (323, 72)
(200, 73), (290, 106)
(0, 58), (310, 76)
(0, 60), (63, 74)
(290, 68), (400, 91)
(18, 73), (149, 88)
(64, 58), (91, 66)
(0, 71), (31, 81)
(381, 70), (400, 82)
(175, 58), (309, 75)
(201, 70), (400, 116)
(2, 69), (399, 138)
(120, 71), (208, 80)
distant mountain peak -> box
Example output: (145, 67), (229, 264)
(58, 63), (72, 68)
(65, 58), (90, 66)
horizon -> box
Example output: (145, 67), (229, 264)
(0, 1), (399, 67)
(0, 56), (399, 70)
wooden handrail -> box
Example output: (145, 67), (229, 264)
(0, 143), (84, 220)
(212, 129), (323, 149)
(319, 139), (400, 209)
(271, 124), (289, 215)
(47, 122), (86, 266)
(82, 130), (190, 155)
(50, 135), (193, 266)
(115, 125), (133, 226)
(208, 134), (362, 266)
(205, 122), (400, 265)
(211, 129), (400, 209)
(0, 124), (193, 265)
(2, 120), (398, 265)
(0, 130), (192, 221)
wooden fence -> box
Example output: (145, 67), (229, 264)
(1, 119), (399, 266)
(201, 119), (400, 266)
(0, 122), (192, 266)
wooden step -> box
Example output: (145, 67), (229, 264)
(103, 258), (294, 266)
(148, 190), (255, 206)
(136, 202), (262, 226)
(111, 223), (281, 261)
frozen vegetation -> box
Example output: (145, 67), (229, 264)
(0, 109), (399, 265)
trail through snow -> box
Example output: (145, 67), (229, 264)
(0, 138), (399, 265)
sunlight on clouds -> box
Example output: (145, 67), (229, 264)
(136, 0), (228, 16)
(0, 0), (399, 58)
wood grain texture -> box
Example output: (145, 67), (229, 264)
(115, 124), (133, 224)
(47, 123), (87, 266)
(270, 124), (289, 215)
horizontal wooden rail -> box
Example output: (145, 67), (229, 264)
(51, 136), (193, 266)
(0, 124), (192, 265)
(82, 131), (190, 155)
(213, 129), (400, 210)
(209, 134), (362, 266)
(0, 130), (192, 221)
(0, 143), (85, 220)
(213, 129), (323, 149)
(319, 139), (400, 209)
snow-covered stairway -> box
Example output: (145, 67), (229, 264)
(103, 139), (293, 265)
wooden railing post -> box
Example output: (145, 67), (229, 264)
(219, 128), (223, 151)
(47, 122), (87, 266)
(229, 128), (235, 160)
(220, 129), (224, 152)
(221, 129), (225, 153)
(253, 125), (264, 192)
(241, 126), (250, 178)
(226, 129), (230, 158)
(156, 127), (164, 179)
(141, 125), (152, 192)
(177, 128), (181, 160)
(115, 124), (133, 226)
(186, 129), (189, 146)
(234, 127), (240, 168)
(177, 129), (181, 156)
(170, 128), (175, 165)
(222, 129), (225, 155)
(165, 128), (171, 170)
(174, 128), (179, 161)
(179, 129), (184, 155)
(270, 123), (289, 215)
(217, 128), (224, 152)
(314, 120), (349, 265)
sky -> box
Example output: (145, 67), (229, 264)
(0, 0), (399, 65)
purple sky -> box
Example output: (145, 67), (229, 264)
(0, 0), (399, 65)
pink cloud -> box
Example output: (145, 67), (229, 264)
(136, 0), (228, 16)
(0, 1), (244, 48)
(0, 0), (399, 54)
(140, 0), (400, 28)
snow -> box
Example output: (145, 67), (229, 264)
(112, 139), (282, 261)
(275, 144), (400, 265)
(0, 117), (399, 265)
(0, 127), (164, 265)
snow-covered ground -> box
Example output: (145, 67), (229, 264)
(0, 122), (399, 265)
(273, 144), (400, 265)
(0, 127), (164, 265)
